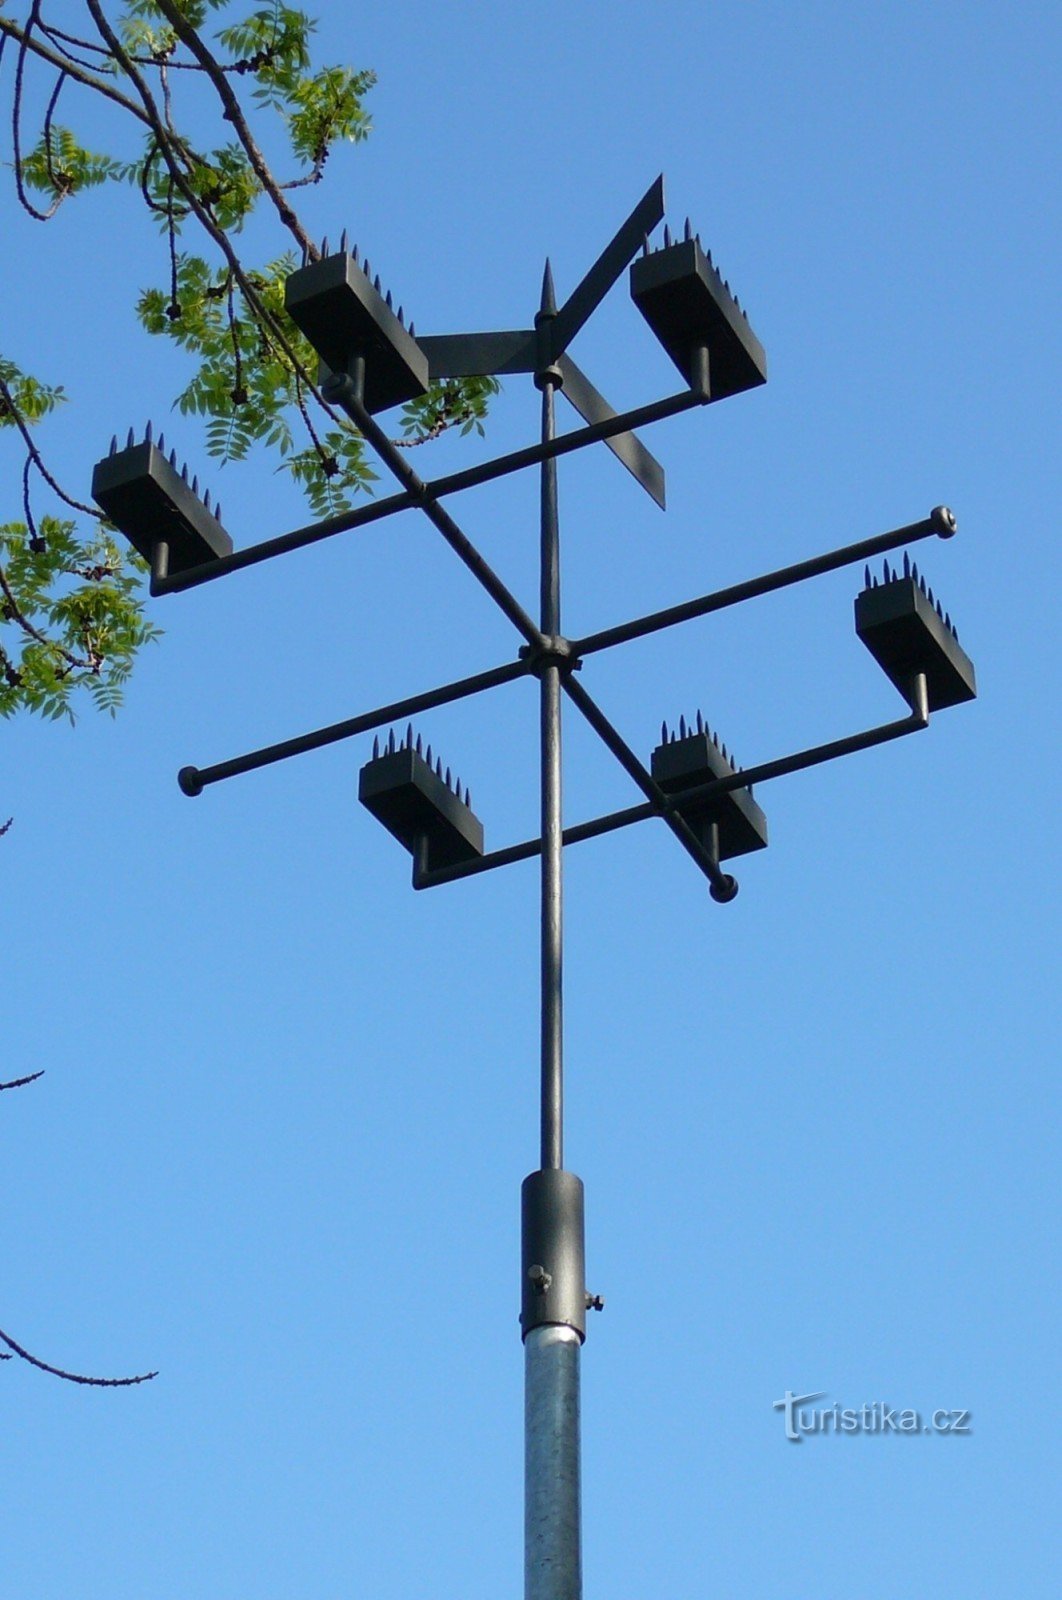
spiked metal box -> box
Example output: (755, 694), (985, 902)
(92, 441), (232, 574)
(285, 253), (429, 415)
(630, 237), (767, 399)
(855, 578), (976, 711)
(360, 746), (483, 870)
(651, 731), (768, 859)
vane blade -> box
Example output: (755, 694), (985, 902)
(557, 356), (666, 509)
(548, 175), (665, 359)
(419, 330), (537, 378)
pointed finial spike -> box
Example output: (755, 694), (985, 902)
(203, 489), (211, 511)
(191, 474), (199, 496)
(416, 733), (423, 756)
(945, 611), (953, 633)
(445, 766), (452, 789)
(339, 228), (348, 253)
(464, 786), (470, 807)
(145, 420), (152, 443)
(352, 242), (359, 263)
(398, 305), (404, 324)
(374, 274), (381, 292)
(684, 217), (692, 240)
(660, 720), (668, 744)
(215, 501), (222, 523)
(406, 723), (413, 748)
(385, 288), (393, 308)
(935, 597), (943, 617)
(663, 223), (672, 248)
(321, 236), (329, 256)
(697, 710), (704, 733)
(387, 728), (396, 753)
(436, 757), (442, 777)
(127, 427), (135, 448)
(372, 735), (379, 758)
(540, 258), (557, 314)
(864, 564), (872, 588)
(169, 447), (178, 467)
(425, 744), (432, 767)
(409, 320), (416, 338)
(679, 714), (687, 739)
(109, 435), (117, 456)
(157, 432), (165, 453)
(903, 551), (911, 578)
(181, 463), (188, 482)
(362, 258), (370, 279)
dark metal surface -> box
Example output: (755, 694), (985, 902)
(521, 1170), (587, 1340)
(630, 230), (766, 397)
(856, 562), (976, 710)
(359, 735), (483, 870)
(93, 436), (232, 574)
(285, 249), (429, 414)
(652, 722), (768, 859)
(556, 355), (665, 509)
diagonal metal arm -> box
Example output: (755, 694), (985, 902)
(561, 674), (735, 898)
(176, 656), (532, 795)
(570, 509), (956, 657)
(548, 175), (665, 359)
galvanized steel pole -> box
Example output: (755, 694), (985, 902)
(525, 263), (583, 1600)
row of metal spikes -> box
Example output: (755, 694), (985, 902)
(303, 232), (416, 336)
(106, 424), (222, 522)
(640, 219), (751, 321)
(372, 725), (472, 808)
(865, 554), (959, 639)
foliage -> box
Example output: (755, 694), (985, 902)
(0, 0), (496, 721)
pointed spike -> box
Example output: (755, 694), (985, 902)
(352, 243), (359, 263)
(953, 623), (960, 642)
(127, 427), (135, 448)
(660, 720), (668, 744)
(409, 321), (416, 338)
(642, 233), (650, 257)
(339, 228), (348, 253)
(425, 744), (432, 767)
(145, 420), (152, 443)
(374, 273), (381, 292)
(464, 786), (471, 808)
(679, 714), (687, 738)
(387, 728), (396, 753)
(215, 501), (222, 523)
(169, 447), (178, 467)
(362, 258), (370, 279)
(191, 475), (199, 496)
(540, 257), (557, 314)
(385, 288), (393, 308)
(684, 217), (692, 240)
(945, 611), (953, 633)
(372, 735), (379, 758)
(301, 241), (308, 266)
(321, 236), (329, 257)
(203, 489), (211, 511)
(706, 248), (713, 267)
(695, 231), (702, 249)
(436, 757), (442, 778)
(696, 710), (704, 734)
(663, 223), (672, 248)
(864, 564), (872, 589)
(406, 723), (413, 748)
(157, 432), (165, 453)
(903, 551), (911, 577)
(935, 597), (943, 618)
(445, 766), (452, 789)
(397, 305), (405, 325)
(416, 733), (423, 756)
(882, 558), (890, 581)
(181, 463), (188, 482)
(109, 435), (117, 456)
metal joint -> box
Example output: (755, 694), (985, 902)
(519, 635), (581, 678)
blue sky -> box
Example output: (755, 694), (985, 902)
(2, 3), (1058, 1596)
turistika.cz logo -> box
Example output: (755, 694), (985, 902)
(774, 1391), (972, 1442)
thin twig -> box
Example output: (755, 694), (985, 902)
(0, 1069), (44, 1089)
(0, 1324), (157, 1386)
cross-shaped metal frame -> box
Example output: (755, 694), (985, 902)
(91, 174), (975, 1600)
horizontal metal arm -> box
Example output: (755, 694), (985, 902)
(149, 381), (706, 598)
(570, 509), (957, 658)
(176, 657), (532, 795)
(412, 674), (929, 890)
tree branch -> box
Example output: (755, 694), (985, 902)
(0, 13), (151, 127)
(0, 1323), (157, 1386)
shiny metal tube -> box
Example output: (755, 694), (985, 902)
(525, 1324), (582, 1600)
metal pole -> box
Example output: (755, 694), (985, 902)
(525, 266), (582, 1600)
